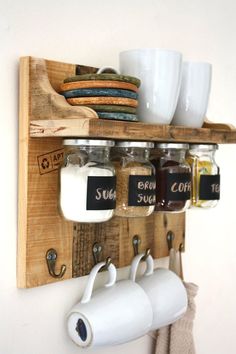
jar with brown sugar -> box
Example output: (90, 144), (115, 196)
(151, 143), (191, 212)
(112, 141), (156, 217)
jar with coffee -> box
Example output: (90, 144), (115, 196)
(151, 143), (191, 212)
(187, 144), (220, 208)
(59, 139), (116, 223)
(112, 141), (156, 217)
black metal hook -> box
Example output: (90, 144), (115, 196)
(166, 231), (175, 251)
(132, 235), (151, 261)
(46, 249), (66, 278)
(179, 243), (184, 280)
(92, 242), (112, 271)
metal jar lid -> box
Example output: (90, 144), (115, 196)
(189, 144), (218, 151)
(155, 143), (189, 150)
(63, 139), (115, 147)
(115, 141), (155, 148)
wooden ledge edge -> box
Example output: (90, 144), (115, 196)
(203, 118), (235, 131)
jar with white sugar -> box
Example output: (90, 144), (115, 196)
(59, 139), (116, 223)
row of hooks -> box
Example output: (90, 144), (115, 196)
(45, 231), (184, 278)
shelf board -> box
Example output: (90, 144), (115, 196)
(30, 118), (236, 144)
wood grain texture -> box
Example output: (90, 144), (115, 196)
(203, 118), (235, 131)
(18, 57), (74, 288)
(153, 212), (185, 258)
(72, 213), (185, 278)
(29, 57), (98, 120)
(73, 219), (120, 277)
(18, 56), (29, 287)
(18, 56), (185, 288)
(75, 64), (98, 76)
(30, 118), (236, 143)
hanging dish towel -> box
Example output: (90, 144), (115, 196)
(153, 250), (199, 354)
(153, 248), (175, 354)
(169, 281), (198, 354)
(154, 326), (170, 354)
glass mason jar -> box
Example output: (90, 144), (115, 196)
(59, 139), (116, 223)
(151, 143), (191, 212)
(187, 144), (220, 208)
(112, 141), (156, 217)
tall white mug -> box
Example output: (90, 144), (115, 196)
(119, 48), (182, 124)
(67, 261), (153, 348)
(130, 253), (187, 330)
(172, 61), (212, 128)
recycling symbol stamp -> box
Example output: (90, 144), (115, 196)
(41, 158), (50, 170)
(37, 149), (64, 175)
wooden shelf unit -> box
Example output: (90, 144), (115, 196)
(18, 56), (236, 288)
(30, 117), (236, 143)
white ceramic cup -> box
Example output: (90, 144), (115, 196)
(172, 61), (212, 128)
(67, 261), (153, 348)
(130, 253), (187, 330)
(119, 48), (182, 124)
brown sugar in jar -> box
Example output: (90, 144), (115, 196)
(112, 141), (156, 217)
(151, 143), (191, 212)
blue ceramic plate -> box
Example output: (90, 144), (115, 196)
(61, 88), (138, 100)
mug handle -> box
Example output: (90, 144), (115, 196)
(130, 253), (154, 282)
(81, 261), (117, 304)
(96, 66), (120, 75)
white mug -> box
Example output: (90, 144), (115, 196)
(119, 48), (182, 124)
(130, 253), (187, 330)
(67, 261), (153, 348)
(172, 61), (212, 128)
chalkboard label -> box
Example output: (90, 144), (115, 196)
(199, 174), (220, 200)
(87, 176), (116, 210)
(166, 173), (191, 201)
(128, 175), (156, 206)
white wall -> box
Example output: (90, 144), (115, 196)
(1, 0), (236, 353)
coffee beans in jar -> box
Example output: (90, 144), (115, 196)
(151, 143), (191, 212)
(112, 141), (156, 217)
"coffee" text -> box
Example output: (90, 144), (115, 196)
(171, 181), (191, 193)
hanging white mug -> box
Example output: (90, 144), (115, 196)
(130, 253), (187, 330)
(67, 260), (153, 348)
(119, 48), (182, 124)
(172, 61), (212, 128)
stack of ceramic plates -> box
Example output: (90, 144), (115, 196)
(60, 73), (141, 121)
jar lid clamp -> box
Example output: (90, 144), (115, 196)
(63, 139), (115, 147)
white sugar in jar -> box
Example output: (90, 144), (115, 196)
(59, 139), (116, 223)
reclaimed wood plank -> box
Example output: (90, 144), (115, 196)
(72, 213), (185, 278)
(18, 55), (190, 288)
(30, 118), (236, 143)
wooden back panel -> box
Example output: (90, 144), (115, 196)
(18, 56), (185, 288)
